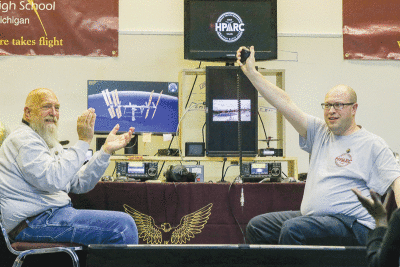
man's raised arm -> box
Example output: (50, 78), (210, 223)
(237, 46), (308, 138)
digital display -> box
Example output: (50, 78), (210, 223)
(127, 162), (145, 174)
(251, 163), (268, 175)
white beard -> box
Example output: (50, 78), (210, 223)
(30, 117), (59, 149)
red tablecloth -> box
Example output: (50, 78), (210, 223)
(70, 182), (305, 244)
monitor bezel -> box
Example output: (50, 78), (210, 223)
(184, 0), (278, 63)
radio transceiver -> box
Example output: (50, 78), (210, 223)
(115, 162), (158, 181)
(242, 162), (281, 183)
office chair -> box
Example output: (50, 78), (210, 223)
(0, 216), (83, 267)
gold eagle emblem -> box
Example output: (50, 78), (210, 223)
(123, 203), (213, 244)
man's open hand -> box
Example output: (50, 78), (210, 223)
(102, 124), (135, 154)
(77, 108), (96, 144)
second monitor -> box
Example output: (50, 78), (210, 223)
(206, 66), (258, 157)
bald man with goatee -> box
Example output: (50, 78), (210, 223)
(237, 46), (400, 246)
(0, 88), (139, 245)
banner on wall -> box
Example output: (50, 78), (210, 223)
(0, 0), (118, 56)
(343, 0), (400, 60)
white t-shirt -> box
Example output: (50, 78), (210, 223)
(300, 115), (400, 229)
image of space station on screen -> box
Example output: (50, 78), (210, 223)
(87, 80), (179, 135)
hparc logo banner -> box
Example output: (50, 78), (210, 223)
(0, 0), (119, 56)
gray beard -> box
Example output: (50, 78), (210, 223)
(30, 121), (59, 149)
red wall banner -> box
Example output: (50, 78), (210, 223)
(0, 0), (118, 56)
(343, 0), (400, 60)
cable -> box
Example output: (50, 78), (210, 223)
(224, 68), (246, 243)
(258, 111), (268, 140)
(112, 163), (117, 178)
(237, 68), (243, 177)
(167, 136), (175, 150)
(175, 102), (198, 160)
(124, 135), (138, 149)
(223, 165), (239, 181)
(157, 161), (166, 179)
(184, 62), (202, 110)
(227, 180), (246, 243)
(201, 121), (206, 145)
(175, 61), (203, 159)
(220, 158), (227, 182)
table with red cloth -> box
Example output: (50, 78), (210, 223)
(69, 182), (305, 245)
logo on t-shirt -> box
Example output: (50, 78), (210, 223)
(335, 153), (352, 167)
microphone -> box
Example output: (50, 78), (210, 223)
(240, 187), (244, 207)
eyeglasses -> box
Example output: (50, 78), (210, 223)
(321, 103), (354, 110)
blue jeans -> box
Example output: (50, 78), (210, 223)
(15, 204), (138, 245)
(246, 210), (370, 246)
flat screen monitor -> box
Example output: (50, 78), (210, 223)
(206, 66), (258, 157)
(87, 80), (179, 135)
(184, 0), (277, 63)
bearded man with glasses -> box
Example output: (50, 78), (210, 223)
(0, 88), (139, 245)
(237, 46), (400, 247)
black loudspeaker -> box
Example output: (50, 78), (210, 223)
(185, 142), (205, 157)
(206, 66), (258, 157)
(269, 163), (282, 179)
